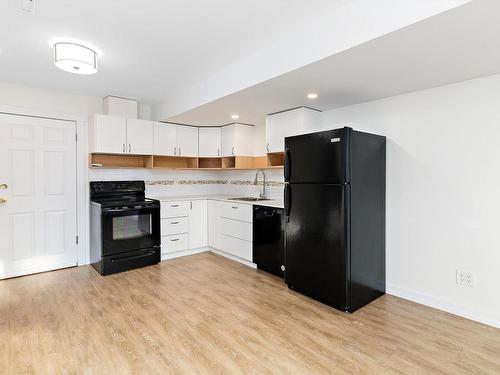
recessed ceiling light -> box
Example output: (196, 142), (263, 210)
(231, 114), (239, 120)
(307, 93), (318, 99)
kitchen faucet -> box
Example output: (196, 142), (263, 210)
(254, 169), (267, 199)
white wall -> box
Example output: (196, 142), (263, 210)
(320, 73), (500, 327)
(0, 81), (102, 115)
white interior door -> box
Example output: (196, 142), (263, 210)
(0, 114), (77, 279)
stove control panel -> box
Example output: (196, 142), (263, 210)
(90, 181), (145, 195)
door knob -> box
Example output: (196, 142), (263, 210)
(0, 184), (7, 189)
(0, 198), (7, 204)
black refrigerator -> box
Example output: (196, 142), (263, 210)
(284, 127), (386, 313)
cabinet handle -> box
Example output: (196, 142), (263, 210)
(232, 146), (234, 156)
(170, 238), (179, 242)
(170, 221), (180, 225)
(123, 144), (125, 153)
(170, 204), (179, 207)
(231, 206), (238, 209)
(128, 144), (131, 153)
(174, 147), (176, 156)
(190, 201), (192, 210)
(217, 148), (220, 157)
(266, 143), (270, 152)
(179, 147), (181, 156)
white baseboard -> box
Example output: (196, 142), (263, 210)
(0, 261), (77, 280)
(387, 283), (500, 329)
(209, 248), (257, 269)
(161, 247), (208, 261)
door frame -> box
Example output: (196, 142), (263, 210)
(0, 105), (89, 267)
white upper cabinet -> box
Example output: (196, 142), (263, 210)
(154, 122), (177, 156)
(126, 118), (153, 155)
(90, 114), (127, 154)
(265, 108), (321, 153)
(154, 123), (198, 157)
(176, 125), (198, 157)
(90, 114), (153, 155)
(221, 124), (255, 157)
(198, 127), (221, 157)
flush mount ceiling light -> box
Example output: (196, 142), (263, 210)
(51, 41), (98, 75)
(231, 114), (240, 120)
(307, 93), (318, 99)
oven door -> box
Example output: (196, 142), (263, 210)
(101, 204), (160, 256)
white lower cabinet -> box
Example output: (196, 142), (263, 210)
(208, 200), (253, 262)
(218, 234), (253, 261)
(161, 217), (189, 236)
(161, 198), (254, 264)
(160, 199), (208, 258)
(162, 234), (189, 254)
(208, 200), (221, 250)
(189, 200), (208, 249)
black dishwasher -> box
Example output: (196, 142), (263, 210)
(253, 205), (285, 278)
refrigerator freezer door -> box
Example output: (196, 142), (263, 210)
(285, 128), (349, 184)
(285, 183), (348, 310)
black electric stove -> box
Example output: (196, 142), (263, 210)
(90, 181), (161, 275)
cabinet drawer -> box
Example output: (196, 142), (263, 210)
(220, 217), (252, 242)
(220, 202), (252, 223)
(161, 217), (188, 236)
(161, 201), (189, 218)
(161, 234), (188, 254)
(219, 234), (252, 261)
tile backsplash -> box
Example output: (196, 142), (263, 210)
(88, 168), (284, 199)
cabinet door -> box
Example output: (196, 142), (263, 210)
(198, 128), (221, 157)
(126, 119), (153, 155)
(154, 122), (177, 156)
(176, 125), (198, 157)
(208, 200), (221, 249)
(265, 111), (301, 153)
(189, 200), (208, 249)
(221, 125), (235, 157)
(266, 108), (321, 153)
(91, 114), (127, 154)
(233, 124), (255, 156)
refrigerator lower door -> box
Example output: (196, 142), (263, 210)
(285, 183), (348, 310)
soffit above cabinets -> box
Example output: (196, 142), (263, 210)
(165, 0), (498, 127)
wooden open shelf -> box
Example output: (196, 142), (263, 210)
(199, 157), (222, 169)
(89, 153), (284, 170)
(267, 152), (284, 167)
(90, 153), (153, 169)
(222, 157), (235, 169)
(153, 156), (198, 169)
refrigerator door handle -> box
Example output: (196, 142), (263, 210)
(284, 184), (291, 217)
(284, 149), (291, 181)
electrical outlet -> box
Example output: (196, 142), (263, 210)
(456, 269), (475, 287)
(19, 0), (35, 13)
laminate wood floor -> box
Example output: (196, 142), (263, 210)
(1, 252), (499, 375)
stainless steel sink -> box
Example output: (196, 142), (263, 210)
(228, 197), (272, 202)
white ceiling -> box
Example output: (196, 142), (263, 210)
(168, 0), (500, 126)
(0, 0), (347, 104)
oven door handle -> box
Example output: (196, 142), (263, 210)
(103, 206), (158, 213)
(110, 250), (157, 263)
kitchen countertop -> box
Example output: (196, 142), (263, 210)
(149, 194), (284, 209)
